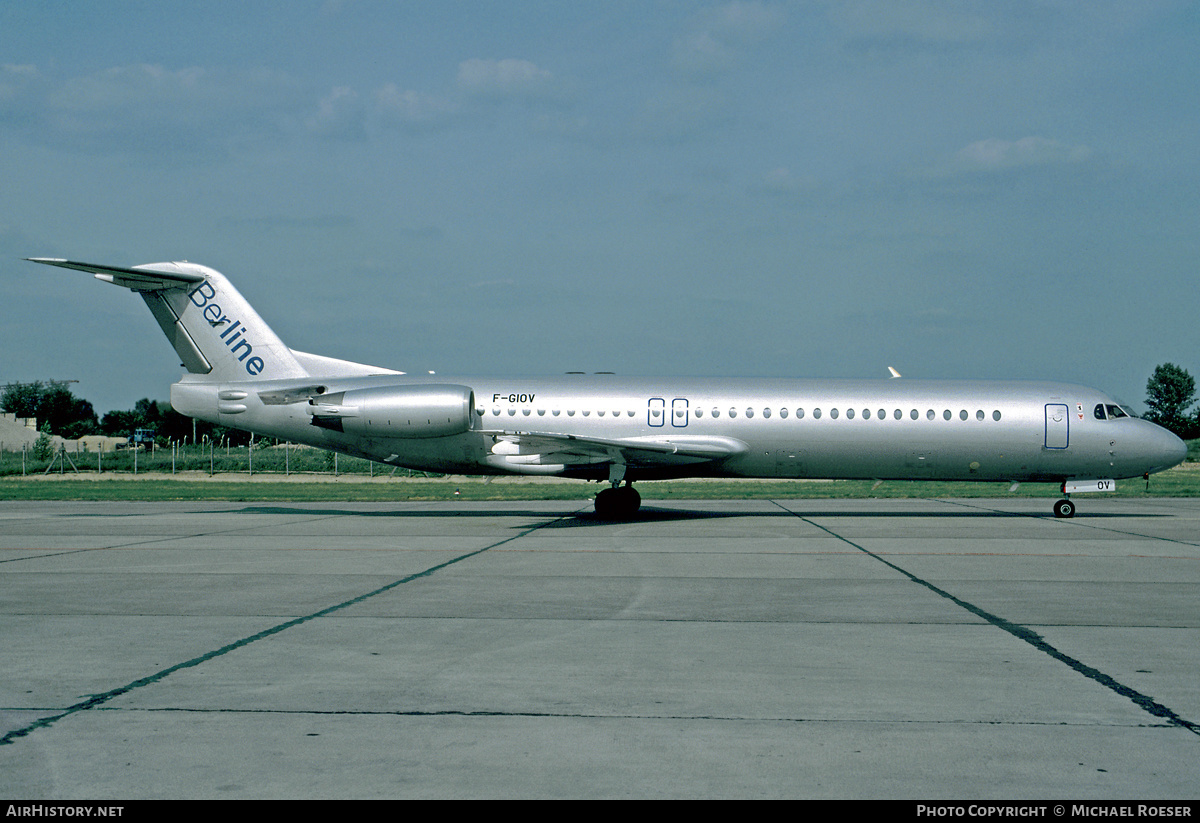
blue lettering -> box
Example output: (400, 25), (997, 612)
(189, 281), (216, 307)
(187, 280), (269, 377)
(230, 339), (253, 361)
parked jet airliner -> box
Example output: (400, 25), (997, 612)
(28, 258), (1187, 518)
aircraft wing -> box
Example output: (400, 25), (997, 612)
(487, 430), (748, 471)
(27, 258), (207, 291)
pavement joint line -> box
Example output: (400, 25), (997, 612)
(936, 498), (1200, 548)
(769, 498), (1200, 738)
(0, 511), (360, 564)
(0, 505), (586, 747)
(81, 706), (1182, 727)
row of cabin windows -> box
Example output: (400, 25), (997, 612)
(692, 407), (1002, 421)
(482, 406), (1005, 422)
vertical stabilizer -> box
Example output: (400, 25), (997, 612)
(27, 258), (309, 382)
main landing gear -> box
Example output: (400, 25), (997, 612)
(594, 483), (641, 519)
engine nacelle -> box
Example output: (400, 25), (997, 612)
(309, 384), (474, 438)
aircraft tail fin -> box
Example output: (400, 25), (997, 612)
(28, 258), (309, 382)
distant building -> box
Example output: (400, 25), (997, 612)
(0, 414), (127, 453)
(0, 412), (43, 451)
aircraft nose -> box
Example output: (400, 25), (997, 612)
(1140, 421), (1188, 474)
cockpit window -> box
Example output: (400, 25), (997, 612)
(1106, 404), (1129, 419)
(1094, 404), (1107, 420)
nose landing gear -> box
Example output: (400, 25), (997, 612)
(1053, 498), (1076, 518)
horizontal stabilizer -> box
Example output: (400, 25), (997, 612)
(27, 258), (207, 291)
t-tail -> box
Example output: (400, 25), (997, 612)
(28, 258), (310, 382)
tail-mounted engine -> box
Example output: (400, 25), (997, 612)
(309, 384), (475, 438)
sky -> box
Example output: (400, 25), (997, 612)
(2, 0), (1197, 417)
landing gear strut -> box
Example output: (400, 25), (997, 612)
(594, 484), (641, 519)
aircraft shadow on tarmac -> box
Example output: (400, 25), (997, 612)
(213, 504), (1157, 523)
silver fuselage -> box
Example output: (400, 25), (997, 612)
(171, 373), (1187, 484)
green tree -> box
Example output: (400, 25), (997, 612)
(32, 424), (53, 461)
(1144, 363), (1197, 437)
(0, 382), (44, 418)
(100, 408), (142, 437)
(1, 381), (98, 437)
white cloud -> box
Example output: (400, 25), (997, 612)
(373, 84), (458, 128)
(8, 63), (302, 156)
(307, 86), (365, 139)
(456, 58), (558, 99)
(0, 64), (41, 101)
(955, 137), (1091, 171)
(705, 0), (787, 45)
(830, 0), (992, 46)
(672, 1), (786, 78)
